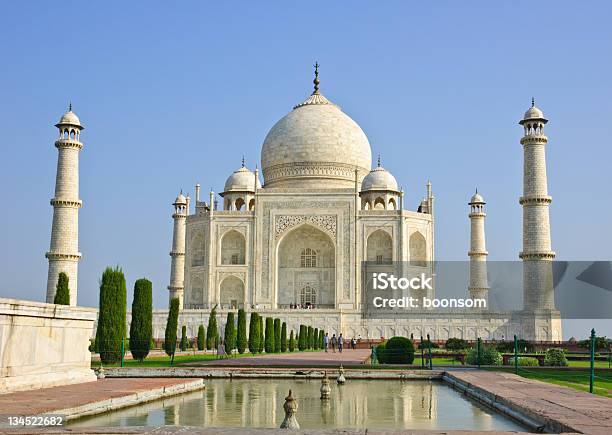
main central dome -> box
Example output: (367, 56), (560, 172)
(261, 72), (372, 188)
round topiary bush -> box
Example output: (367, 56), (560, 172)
(379, 337), (415, 364)
(544, 348), (568, 366)
(466, 346), (502, 365)
(508, 356), (540, 366)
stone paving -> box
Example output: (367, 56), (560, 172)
(446, 370), (612, 435)
(186, 348), (371, 367)
(0, 378), (203, 419)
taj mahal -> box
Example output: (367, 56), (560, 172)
(43, 65), (562, 341)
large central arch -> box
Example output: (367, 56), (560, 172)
(276, 224), (335, 308)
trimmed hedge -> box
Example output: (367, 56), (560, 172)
(466, 346), (502, 365)
(298, 325), (307, 351)
(544, 348), (568, 366)
(508, 356), (540, 366)
(180, 325), (188, 351)
(377, 337), (415, 364)
(265, 317), (275, 353)
(129, 278), (152, 362)
(248, 312), (260, 353)
(445, 337), (469, 351)
(258, 316), (265, 352)
(206, 307), (218, 350)
(274, 318), (281, 353)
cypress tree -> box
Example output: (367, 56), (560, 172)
(129, 278), (152, 361)
(281, 322), (288, 352)
(319, 329), (325, 349)
(96, 266), (127, 364)
(314, 328), (319, 349)
(206, 306), (218, 350)
(288, 330), (295, 352)
(53, 272), (70, 305)
(197, 325), (205, 350)
(164, 298), (180, 356)
(307, 326), (314, 349)
(248, 312), (259, 353)
(274, 318), (281, 353)
(265, 317), (275, 353)
(180, 325), (188, 351)
(236, 309), (247, 354)
(298, 325), (307, 351)
(258, 316), (265, 352)
(224, 312), (236, 354)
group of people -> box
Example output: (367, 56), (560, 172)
(288, 303), (316, 309)
(322, 333), (359, 353)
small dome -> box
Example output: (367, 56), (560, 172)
(361, 165), (398, 192)
(174, 192), (187, 204)
(56, 109), (82, 128)
(470, 191), (485, 204)
(523, 105), (544, 120)
(223, 166), (261, 193)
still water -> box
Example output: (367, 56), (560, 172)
(69, 379), (526, 431)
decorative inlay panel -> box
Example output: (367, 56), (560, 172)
(275, 215), (337, 240)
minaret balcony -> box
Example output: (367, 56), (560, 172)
(519, 195), (552, 205)
(54, 139), (83, 150)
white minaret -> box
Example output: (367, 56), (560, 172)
(46, 104), (84, 306)
(519, 99), (555, 311)
(468, 190), (489, 304)
(168, 191), (187, 307)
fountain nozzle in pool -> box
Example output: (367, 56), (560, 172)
(280, 389), (300, 429)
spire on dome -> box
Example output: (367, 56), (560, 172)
(241, 156), (245, 168)
(377, 154), (381, 167)
(531, 97), (535, 108)
(313, 61), (320, 95)
(69, 101), (72, 112)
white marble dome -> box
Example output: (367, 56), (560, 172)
(470, 191), (485, 204)
(361, 165), (398, 192)
(260, 91), (372, 188)
(174, 192), (187, 204)
(56, 109), (82, 127)
(523, 105), (544, 120)
(223, 166), (261, 193)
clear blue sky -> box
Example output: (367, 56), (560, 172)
(1, 2), (610, 338)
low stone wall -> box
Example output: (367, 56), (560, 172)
(0, 297), (97, 393)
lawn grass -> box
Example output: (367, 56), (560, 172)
(487, 367), (612, 398)
(92, 351), (261, 367)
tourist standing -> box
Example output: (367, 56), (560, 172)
(338, 334), (344, 353)
(351, 337), (357, 350)
(324, 333), (329, 352)
(331, 334), (337, 353)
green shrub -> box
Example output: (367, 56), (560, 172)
(375, 341), (387, 363)
(197, 325), (205, 351)
(236, 309), (247, 354)
(445, 337), (469, 351)
(577, 336), (610, 351)
(466, 346), (502, 365)
(544, 348), (568, 366)
(307, 326), (314, 349)
(418, 340), (439, 350)
(508, 356), (540, 366)
(280, 322), (287, 352)
(89, 336), (97, 353)
(206, 307), (218, 350)
(319, 329), (324, 349)
(265, 317), (275, 353)
(164, 298), (180, 356)
(378, 337), (415, 364)
(274, 318), (281, 353)
(248, 313), (260, 353)
(224, 312), (236, 354)
(96, 266), (127, 364)
(53, 272), (70, 305)
(129, 278), (152, 362)
(313, 328), (319, 350)
(258, 316), (265, 352)
(496, 339), (535, 353)
(298, 325), (307, 351)
(289, 330), (295, 352)
(180, 325), (188, 351)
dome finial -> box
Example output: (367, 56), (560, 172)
(531, 97), (535, 108)
(241, 155), (245, 168)
(377, 154), (381, 167)
(313, 61), (320, 95)
(68, 101), (72, 112)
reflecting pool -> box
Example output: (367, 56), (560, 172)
(68, 379), (527, 430)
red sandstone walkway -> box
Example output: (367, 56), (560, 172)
(446, 370), (612, 435)
(0, 378), (202, 418)
(186, 349), (371, 367)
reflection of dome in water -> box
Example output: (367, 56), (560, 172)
(261, 67), (372, 188)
